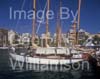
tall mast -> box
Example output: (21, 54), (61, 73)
(56, 24), (62, 47)
(45, 0), (50, 47)
(72, 21), (77, 45)
(78, 0), (81, 30)
(32, 0), (36, 47)
(56, 0), (62, 47)
(77, 0), (81, 44)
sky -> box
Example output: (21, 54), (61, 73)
(0, 0), (100, 35)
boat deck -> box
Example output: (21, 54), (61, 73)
(29, 53), (83, 59)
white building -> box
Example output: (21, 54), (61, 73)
(8, 30), (16, 45)
(21, 33), (31, 45)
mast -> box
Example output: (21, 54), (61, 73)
(77, 0), (81, 44)
(56, 24), (62, 47)
(45, 0), (50, 47)
(56, 0), (62, 47)
(72, 21), (77, 45)
(32, 0), (36, 47)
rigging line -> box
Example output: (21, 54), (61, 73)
(37, 0), (42, 10)
(38, 0), (47, 23)
(36, 0), (47, 34)
(35, 0), (43, 33)
(15, 0), (26, 30)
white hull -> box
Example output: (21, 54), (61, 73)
(0, 47), (8, 49)
(10, 53), (83, 65)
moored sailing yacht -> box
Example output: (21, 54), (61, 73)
(9, 0), (88, 71)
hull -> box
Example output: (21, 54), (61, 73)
(0, 47), (8, 49)
(9, 53), (83, 71)
(10, 53), (83, 65)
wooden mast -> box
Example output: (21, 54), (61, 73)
(72, 21), (77, 45)
(32, 0), (36, 47)
(56, 24), (62, 47)
(77, 0), (81, 44)
(78, 0), (81, 30)
(56, 0), (62, 47)
(45, 0), (50, 47)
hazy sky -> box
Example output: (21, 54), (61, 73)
(0, 0), (100, 35)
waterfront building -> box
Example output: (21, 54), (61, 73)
(21, 33), (31, 45)
(40, 32), (52, 47)
(79, 29), (85, 40)
(69, 22), (77, 45)
(53, 33), (68, 46)
(68, 27), (90, 45)
(8, 30), (16, 45)
(0, 28), (8, 47)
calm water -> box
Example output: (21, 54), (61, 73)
(0, 49), (99, 79)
